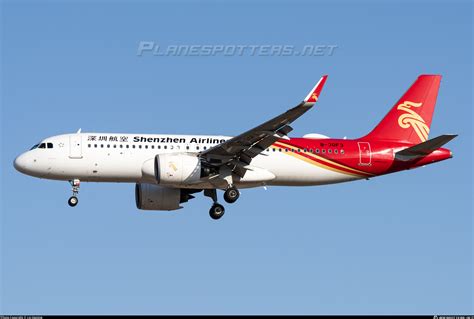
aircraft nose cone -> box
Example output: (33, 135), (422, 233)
(14, 153), (29, 174)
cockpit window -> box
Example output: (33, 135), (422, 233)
(31, 142), (52, 149)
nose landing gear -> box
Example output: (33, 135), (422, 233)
(68, 179), (80, 207)
(68, 196), (78, 207)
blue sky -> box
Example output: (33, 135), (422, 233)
(1, 0), (472, 315)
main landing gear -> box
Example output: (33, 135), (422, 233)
(204, 189), (225, 220)
(209, 203), (225, 220)
(68, 179), (80, 207)
(204, 186), (240, 220)
(223, 186), (239, 203)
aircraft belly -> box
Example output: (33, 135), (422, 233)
(48, 154), (142, 182)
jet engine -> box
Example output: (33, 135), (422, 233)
(141, 153), (205, 185)
(135, 183), (198, 211)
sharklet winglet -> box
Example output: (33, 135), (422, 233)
(303, 75), (328, 105)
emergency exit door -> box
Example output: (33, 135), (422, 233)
(357, 142), (371, 166)
(69, 134), (83, 159)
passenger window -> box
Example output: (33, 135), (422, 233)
(334, 149), (338, 154)
(101, 144), (104, 148)
(316, 149), (320, 153)
(139, 145), (142, 149)
(113, 145), (117, 148)
(328, 149), (332, 154)
(94, 144), (97, 148)
(151, 145), (154, 149)
(88, 144), (91, 148)
(341, 149), (345, 154)
(120, 144), (123, 148)
(164, 145), (167, 150)
(186, 146), (189, 150)
(145, 145), (148, 149)
(126, 145), (129, 149)
(132, 145), (136, 149)
(322, 149), (326, 153)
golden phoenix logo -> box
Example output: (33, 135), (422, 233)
(168, 162), (178, 172)
(397, 101), (429, 142)
(311, 93), (318, 101)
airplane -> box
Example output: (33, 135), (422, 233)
(13, 74), (456, 220)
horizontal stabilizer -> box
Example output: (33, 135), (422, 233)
(395, 134), (457, 161)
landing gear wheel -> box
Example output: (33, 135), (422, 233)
(224, 187), (239, 204)
(209, 203), (225, 220)
(68, 179), (80, 207)
(68, 196), (78, 207)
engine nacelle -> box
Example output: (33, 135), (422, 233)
(141, 153), (202, 185)
(135, 183), (196, 211)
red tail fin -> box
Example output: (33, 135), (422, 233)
(364, 75), (442, 144)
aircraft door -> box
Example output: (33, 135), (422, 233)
(357, 142), (371, 166)
(69, 134), (83, 159)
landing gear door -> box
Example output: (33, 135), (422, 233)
(69, 134), (83, 159)
(357, 142), (371, 166)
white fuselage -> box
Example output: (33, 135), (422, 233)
(14, 133), (361, 189)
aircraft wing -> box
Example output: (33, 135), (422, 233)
(199, 75), (328, 177)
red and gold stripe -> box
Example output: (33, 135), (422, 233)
(273, 141), (373, 178)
